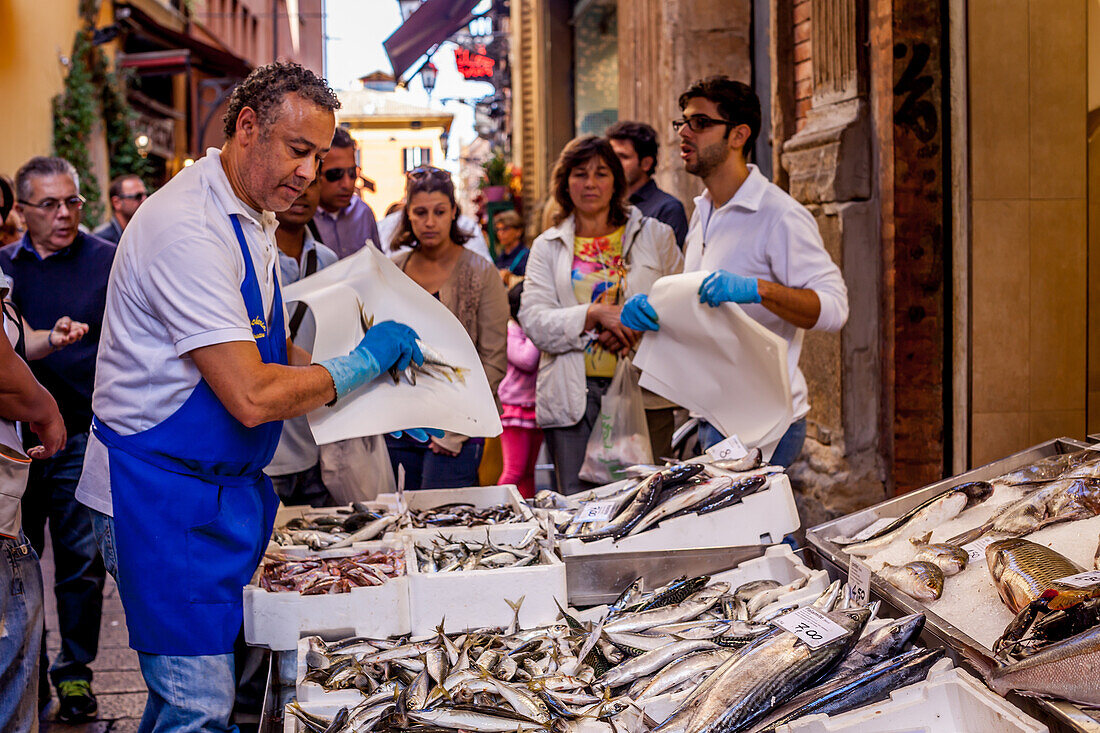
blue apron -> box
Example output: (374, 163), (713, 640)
(92, 215), (286, 655)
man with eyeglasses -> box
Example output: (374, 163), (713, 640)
(92, 174), (148, 245)
(0, 155), (115, 723)
(312, 126), (381, 257)
(621, 76), (849, 468)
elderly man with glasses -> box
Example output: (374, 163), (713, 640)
(92, 174), (148, 245)
(0, 155), (115, 723)
(311, 126), (381, 258)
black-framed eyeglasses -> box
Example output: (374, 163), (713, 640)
(18, 195), (86, 215)
(322, 166), (358, 183)
(407, 166), (450, 182)
(117, 191), (147, 201)
(672, 115), (735, 133)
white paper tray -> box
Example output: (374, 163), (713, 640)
(776, 662), (1048, 732)
(408, 546), (567, 637)
(243, 537), (413, 651)
(557, 474), (800, 556)
(378, 484), (540, 544)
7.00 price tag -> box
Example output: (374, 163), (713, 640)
(847, 557), (872, 607)
(576, 500), (618, 523)
(774, 606), (847, 649)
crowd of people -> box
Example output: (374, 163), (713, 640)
(0, 61), (847, 732)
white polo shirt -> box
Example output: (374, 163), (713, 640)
(683, 165), (849, 421)
(76, 148), (285, 516)
(265, 231), (338, 476)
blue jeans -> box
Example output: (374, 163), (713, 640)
(0, 533), (44, 733)
(91, 510), (238, 733)
(20, 432), (104, 686)
(385, 436), (485, 489)
(698, 418), (808, 469)
(137, 651), (238, 733)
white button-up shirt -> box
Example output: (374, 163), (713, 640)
(265, 231), (338, 476)
(76, 148), (286, 516)
(683, 165), (848, 421)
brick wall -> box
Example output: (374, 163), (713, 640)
(793, 0), (812, 129)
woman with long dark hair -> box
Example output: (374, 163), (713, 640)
(388, 167), (508, 488)
(519, 136), (682, 495)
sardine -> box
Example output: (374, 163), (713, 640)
(876, 562), (944, 602)
(986, 538), (1083, 613)
(595, 639), (719, 688)
(622, 575), (711, 614)
(733, 580), (780, 604)
(909, 532), (968, 575)
(747, 648), (944, 733)
(629, 477), (733, 535)
(578, 471), (664, 542)
(745, 576), (809, 617)
(604, 584), (729, 633)
(996, 449), (1098, 486)
(407, 706), (548, 731)
(653, 607), (871, 733)
(631, 649), (734, 700)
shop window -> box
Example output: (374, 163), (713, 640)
(403, 147), (432, 171)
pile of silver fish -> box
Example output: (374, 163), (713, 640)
(272, 504), (397, 550)
(545, 452), (775, 543)
(288, 574), (946, 733)
(415, 530), (545, 573)
(404, 502), (527, 529)
(258, 548), (405, 594)
(360, 307), (470, 386)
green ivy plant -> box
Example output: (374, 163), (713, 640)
(53, 2), (149, 228)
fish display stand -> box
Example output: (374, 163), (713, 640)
(407, 545), (567, 636)
(806, 437), (1100, 733)
(243, 537), (415, 651)
(556, 473), (801, 557)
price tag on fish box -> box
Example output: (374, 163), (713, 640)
(576, 500), (619, 523)
(961, 536), (998, 565)
(847, 557), (872, 607)
(1054, 570), (1100, 588)
(706, 434), (749, 462)
(774, 606), (848, 649)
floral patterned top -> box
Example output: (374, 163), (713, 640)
(571, 226), (626, 378)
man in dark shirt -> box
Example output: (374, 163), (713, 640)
(606, 120), (689, 248)
(92, 174), (148, 244)
(0, 156), (114, 723)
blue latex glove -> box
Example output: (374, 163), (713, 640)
(698, 270), (761, 307)
(390, 428), (444, 443)
(320, 321), (423, 400)
(620, 294), (660, 332)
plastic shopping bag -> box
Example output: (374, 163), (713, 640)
(578, 357), (653, 484)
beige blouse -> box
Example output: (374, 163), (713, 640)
(393, 247), (509, 411)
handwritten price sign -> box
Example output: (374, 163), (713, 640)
(847, 557), (872, 607)
(774, 607), (847, 648)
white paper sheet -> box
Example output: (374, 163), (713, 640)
(282, 246), (502, 444)
(633, 271), (791, 460)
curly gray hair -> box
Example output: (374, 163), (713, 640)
(222, 62), (341, 139)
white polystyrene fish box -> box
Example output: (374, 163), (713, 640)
(377, 484), (540, 545)
(243, 537), (413, 651)
(775, 662), (1048, 733)
(294, 636), (372, 706)
(557, 473), (800, 556)
(407, 545), (567, 637)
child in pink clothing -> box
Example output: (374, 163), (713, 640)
(498, 282), (542, 498)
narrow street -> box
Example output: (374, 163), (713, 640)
(39, 536), (144, 732)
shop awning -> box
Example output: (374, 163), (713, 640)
(383, 0), (481, 81)
(118, 1), (252, 78)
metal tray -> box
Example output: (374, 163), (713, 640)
(805, 437), (1098, 733)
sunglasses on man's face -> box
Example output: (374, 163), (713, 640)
(322, 166), (358, 183)
(117, 192), (147, 201)
(671, 115), (736, 133)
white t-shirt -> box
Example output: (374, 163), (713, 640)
(682, 165), (849, 421)
(377, 210), (492, 262)
(265, 232), (338, 476)
(76, 148), (286, 516)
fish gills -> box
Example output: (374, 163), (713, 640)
(986, 539), (1083, 614)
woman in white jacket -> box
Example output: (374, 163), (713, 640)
(519, 136), (682, 494)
